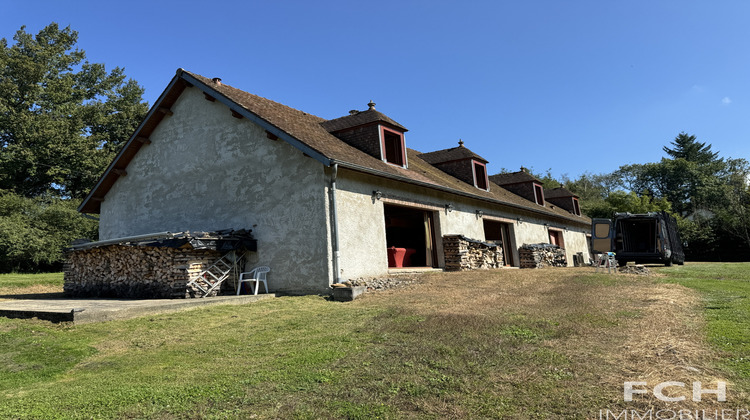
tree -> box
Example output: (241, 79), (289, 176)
(712, 158), (750, 254)
(582, 190), (671, 219)
(561, 172), (620, 204)
(0, 23), (148, 199)
(0, 190), (97, 272)
(663, 132), (720, 165)
(0, 23), (147, 271)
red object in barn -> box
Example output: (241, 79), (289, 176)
(387, 247), (417, 267)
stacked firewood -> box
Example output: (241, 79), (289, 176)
(519, 244), (567, 268)
(443, 235), (503, 271)
(64, 245), (224, 298)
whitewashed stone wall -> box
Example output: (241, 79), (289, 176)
(98, 88), (331, 293)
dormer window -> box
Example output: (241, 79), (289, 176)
(533, 183), (545, 206)
(381, 126), (406, 167)
(539, 186), (580, 214)
(417, 140), (491, 189)
(473, 160), (489, 190)
(322, 104), (408, 166)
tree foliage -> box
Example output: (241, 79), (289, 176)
(583, 191), (672, 219)
(0, 191), (97, 272)
(0, 23), (147, 271)
(0, 23), (147, 199)
(663, 132), (720, 164)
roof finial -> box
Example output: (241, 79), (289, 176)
(368, 100), (376, 110)
(458, 139), (464, 147)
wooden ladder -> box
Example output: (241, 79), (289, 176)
(188, 251), (243, 297)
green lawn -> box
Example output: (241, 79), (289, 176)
(657, 262), (750, 379)
(0, 265), (747, 419)
(0, 272), (63, 289)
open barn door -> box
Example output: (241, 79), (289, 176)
(592, 218), (613, 253)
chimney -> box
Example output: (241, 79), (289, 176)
(349, 110), (360, 115)
(212, 77), (222, 85)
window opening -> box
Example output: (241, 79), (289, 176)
(549, 229), (565, 248)
(382, 128), (404, 166)
(533, 183), (545, 206)
(473, 161), (488, 190)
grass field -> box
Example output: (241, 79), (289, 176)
(657, 263), (750, 381)
(0, 272), (63, 289)
(0, 264), (747, 419)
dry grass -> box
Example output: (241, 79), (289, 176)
(0, 284), (64, 300)
(0, 272), (64, 301)
(346, 267), (737, 416)
(1, 268), (745, 419)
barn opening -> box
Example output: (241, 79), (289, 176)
(384, 204), (437, 268)
(482, 219), (515, 266)
(548, 228), (565, 249)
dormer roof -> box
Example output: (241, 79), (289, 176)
(417, 141), (488, 164)
(321, 107), (407, 133)
(545, 186), (577, 199)
(489, 170), (541, 186)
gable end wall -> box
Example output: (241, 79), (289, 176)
(98, 87), (332, 293)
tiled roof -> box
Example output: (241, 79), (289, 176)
(183, 72), (436, 184)
(545, 187), (577, 199)
(489, 171), (541, 185)
(321, 109), (407, 132)
(79, 69), (590, 227)
(418, 143), (488, 164)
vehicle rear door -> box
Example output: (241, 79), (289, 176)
(592, 218), (613, 253)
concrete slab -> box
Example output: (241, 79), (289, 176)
(0, 293), (276, 324)
(331, 286), (366, 302)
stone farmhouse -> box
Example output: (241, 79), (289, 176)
(75, 69), (592, 295)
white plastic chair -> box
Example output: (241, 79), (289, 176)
(236, 266), (270, 295)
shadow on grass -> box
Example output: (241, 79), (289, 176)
(0, 291), (67, 300)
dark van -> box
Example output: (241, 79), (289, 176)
(592, 211), (685, 266)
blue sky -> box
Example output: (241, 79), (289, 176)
(3, 1), (749, 180)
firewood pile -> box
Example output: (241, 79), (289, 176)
(519, 243), (567, 268)
(443, 235), (503, 271)
(64, 229), (255, 299)
(64, 245), (230, 298)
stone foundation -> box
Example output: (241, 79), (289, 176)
(443, 235), (503, 271)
